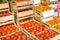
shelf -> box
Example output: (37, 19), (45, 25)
(17, 0), (33, 6)
(18, 14), (33, 20)
(0, 1), (33, 9)
(18, 10), (33, 17)
(0, 13), (33, 26)
(0, 5), (33, 13)
(0, 9), (9, 12)
(0, 3), (9, 9)
(18, 4), (33, 10)
(0, 15), (14, 23)
(0, 20), (14, 26)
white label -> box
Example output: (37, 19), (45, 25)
(42, 17), (53, 22)
(50, 34), (60, 40)
(54, 12), (58, 17)
(42, 9), (54, 18)
(50, 0), (58, 2)
(51, 4), (58, 9)
(34, 0), (41, 4)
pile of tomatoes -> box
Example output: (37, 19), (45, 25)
(0, 12), (11, 17)
(36, 29), (58, 40)
(20, 18), (58, 40)
(0, 32), (31, 40)
(0, 24), (18, 36)
(0, 18), (58, 40)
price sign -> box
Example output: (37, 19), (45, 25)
(42, 9), (54, 18)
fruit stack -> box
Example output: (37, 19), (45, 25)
(46, 18), (60, 26)
(0, 31), (31, 40)
(20, 18), (58, 40)
(46, 17), (60, 26)
(0, 23), (18, 36)
(54, 24), (60, 31)
(34, 5), (51, 12)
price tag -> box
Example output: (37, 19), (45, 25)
(42, 9), (54, 18)
(50, 34), (60, 40)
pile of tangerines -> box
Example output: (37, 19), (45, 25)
(54, 24), (60, 31)
(34, 5), (51, 12)
(46, 17), (60, 32)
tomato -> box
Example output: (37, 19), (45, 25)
(13, 37), (17, 40)
(11, 35), (14, 38)
(1, 38), (6, 40)
(6, 36), (10, 40)
(0, 39), (1, 40)
(14, 32), (19, 36)
(22, 34), (27, 40)
(27, 38), (31, 40)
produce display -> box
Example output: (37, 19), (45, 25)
(46, 17), (60, 26)
(20, 18), (58, 40)
(0, 12), (11, 17)
(0, 0), (60, 40)
(0, 32), (31, 40)
(34, 5), (51, 12)
(0, 24), (18, 36)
